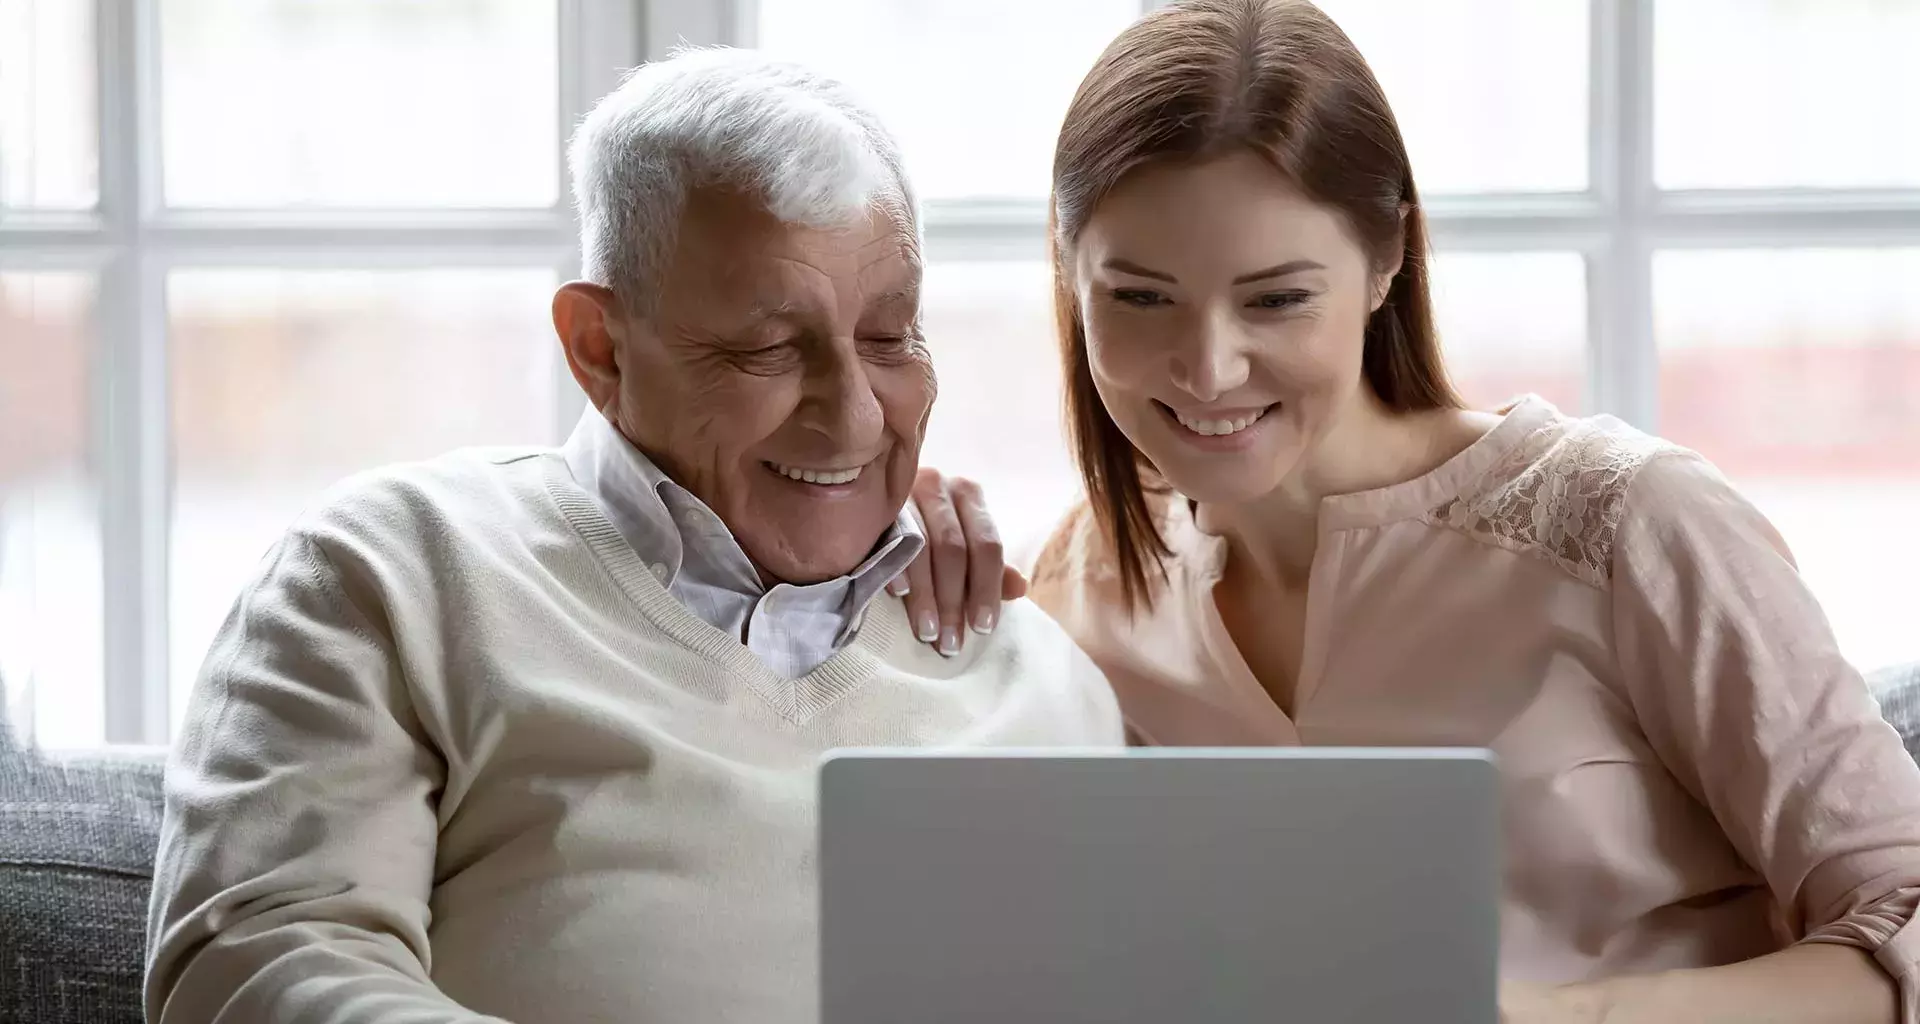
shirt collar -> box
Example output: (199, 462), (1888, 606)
(562, 408), (688, 583)
(560, 409), (923, 606)
(837, 510), (923, 640)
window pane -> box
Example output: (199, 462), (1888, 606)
(1657, 249), (1920, 671)
(1316, 0), (1589, 194)
(159, 0), (559, 208)
(167, 268), (560, 725)
(1429, 251), (1587, 414)
(0, 0), (97, 210)
(919, 261), (1079, 561)
(0, 273), (102, 747)
(755, 0), (1139, 200)
(1656, 0), (1920, 189)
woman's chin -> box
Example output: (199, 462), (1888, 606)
(1148, 451), (1300, 507)
(1135, 424), (1293, 499)
(1170, 471), (1283, 508)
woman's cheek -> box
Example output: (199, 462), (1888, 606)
(1083, 315), (1167, 389)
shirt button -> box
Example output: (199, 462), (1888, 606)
(650, 562), (669, 584)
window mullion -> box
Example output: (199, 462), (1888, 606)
(91, 0), (166, 744)
(641, 0), (736, 59)
(94, 0), (136, 238)
(98, 251), (170, 746)
(727, 0), (757, 47)
(1587, 0), (1658, 431)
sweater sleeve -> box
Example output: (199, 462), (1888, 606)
(1609, 453), (1920, 1020)
(144, 532), (509, 1024)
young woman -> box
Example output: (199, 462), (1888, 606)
(898, 1), (1920, 1020)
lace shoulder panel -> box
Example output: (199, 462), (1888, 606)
(1421, 416), (1686, 589)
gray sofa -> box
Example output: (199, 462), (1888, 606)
(5, 665), (1920, 1023)
(0, 724), (162, 1024)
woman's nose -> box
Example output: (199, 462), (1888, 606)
(1169, 313), (1251, 402)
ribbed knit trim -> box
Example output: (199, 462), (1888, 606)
(543, 457), (900, 724)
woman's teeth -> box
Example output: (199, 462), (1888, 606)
(1173, 407), (1268, 437)
(767, 462), (863, 485)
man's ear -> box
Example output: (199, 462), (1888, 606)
(553, 282), (625, 411)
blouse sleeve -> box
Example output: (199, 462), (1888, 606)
(1610, 451), (1920, 1019)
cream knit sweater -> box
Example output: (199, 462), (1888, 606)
(144, 448), (1124, 1024)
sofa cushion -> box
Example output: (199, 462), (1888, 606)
(1872, 662), (1920, 766)
(0, 705), (165, 1024)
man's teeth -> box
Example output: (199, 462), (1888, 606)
(1174, 407), (1268, 437)
(767, 462), (863, 485)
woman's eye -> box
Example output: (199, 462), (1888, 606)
(1250, 291), (1311, 310)
(1111, 288), (1167, 307)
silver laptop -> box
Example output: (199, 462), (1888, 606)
(819, 747), (1499, 1024)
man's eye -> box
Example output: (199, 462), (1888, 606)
(1111, 288), (1167, 307)
(728, 341), (801, 373)
(859, 334), (921, 361)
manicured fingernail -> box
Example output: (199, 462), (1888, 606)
(888, 577), (909, 596)
(971, 608), (996, 635)
(916, 612), (938, 642)
(938, 627), (960, 657)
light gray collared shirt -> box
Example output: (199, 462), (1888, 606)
(561, 410), (923, 678)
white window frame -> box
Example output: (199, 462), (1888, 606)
(0, 0), (645, 744)
(5, 0), (1919, 745)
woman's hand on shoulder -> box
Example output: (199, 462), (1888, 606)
(891, 466), (1027, 657)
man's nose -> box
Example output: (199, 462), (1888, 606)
(1169, 308), (1252, 403)
(795, 344), (885, 450)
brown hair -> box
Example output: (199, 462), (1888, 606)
(1051, 0), (1462, 610)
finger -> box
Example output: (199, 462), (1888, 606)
(1001, 564), (1029, 601)
(917, 477), (969, 657)
(899, 504), (939, 648)
(946, 476), (1004, 635)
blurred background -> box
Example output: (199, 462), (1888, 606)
(2, 0), (1917, 749)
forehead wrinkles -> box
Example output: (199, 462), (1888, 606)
(858, 231), (918, 275)
(665, 207), (920, 324)
(759, 212), (915, 277)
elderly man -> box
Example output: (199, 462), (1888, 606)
(144, 48), (1122, 1024)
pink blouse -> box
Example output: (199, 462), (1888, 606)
(1030, 395), (1920, 1016)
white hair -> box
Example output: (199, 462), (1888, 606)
(567, 46), (917, 315)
